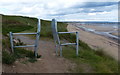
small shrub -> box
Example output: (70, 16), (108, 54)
(2, 38), (11, 50)
(14, 48), (35, 58)
(2, 50), (16, 64)
(95, 48), (105, 57)
(26, 50), (35, 58)
(14, 48), (27, 58)
(2, 47), (41, 64)
(79, 40), (92, 50)
(28, 58), (37, 63)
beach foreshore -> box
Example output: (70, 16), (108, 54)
(67, 23), (118, 61)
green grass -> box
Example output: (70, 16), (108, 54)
(62, 46), (118, 73)
(40, 20), (52, 38)
(2, 48), (38, 64)
(2, 15), (37, 35)
(40, 19), (68, 38)
(14, 48), (35, 58)
(3, 24), (33, 35)
(28, 58), (37, 63)
(2, 50), (16, 64)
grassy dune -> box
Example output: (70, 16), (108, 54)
(2, 15), (118, 73)
(2, 15), (39, 64)
(2, 15), (37, 35)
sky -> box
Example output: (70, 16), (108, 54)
(0, 0), (119, 22)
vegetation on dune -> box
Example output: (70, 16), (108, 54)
(2, 15), (37, 35)
(2, 15), (118, 73)
(2, 37), (41, 64)
(63, 46), (118, 73)
(40, 20), (52, 38)
(41, 19), (70, 40)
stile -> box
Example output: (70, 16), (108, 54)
(9, 19), (41, 57)
(51, 19), (79, 56)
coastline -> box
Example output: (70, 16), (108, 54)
(67, 23), (118, 61)
(77, 25), (118, 44)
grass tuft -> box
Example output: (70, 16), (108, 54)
(2, 50), (16, 64)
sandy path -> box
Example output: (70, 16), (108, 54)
(67, 24), (118, 61)
(3, 35), (75, 73)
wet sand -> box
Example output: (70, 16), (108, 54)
(67, 23), (119, 61)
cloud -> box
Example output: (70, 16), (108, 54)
(72, 2), (118, 8)
(88, 13), (97, 15)
(0, 0), (119, 22)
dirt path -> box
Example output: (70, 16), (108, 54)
(3, 35), (75, 73)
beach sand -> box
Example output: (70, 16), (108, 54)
(67, 23), (118, 61)
(110, 32), (118, 37)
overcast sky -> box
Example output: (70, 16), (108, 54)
(0, 0), (119, 22)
